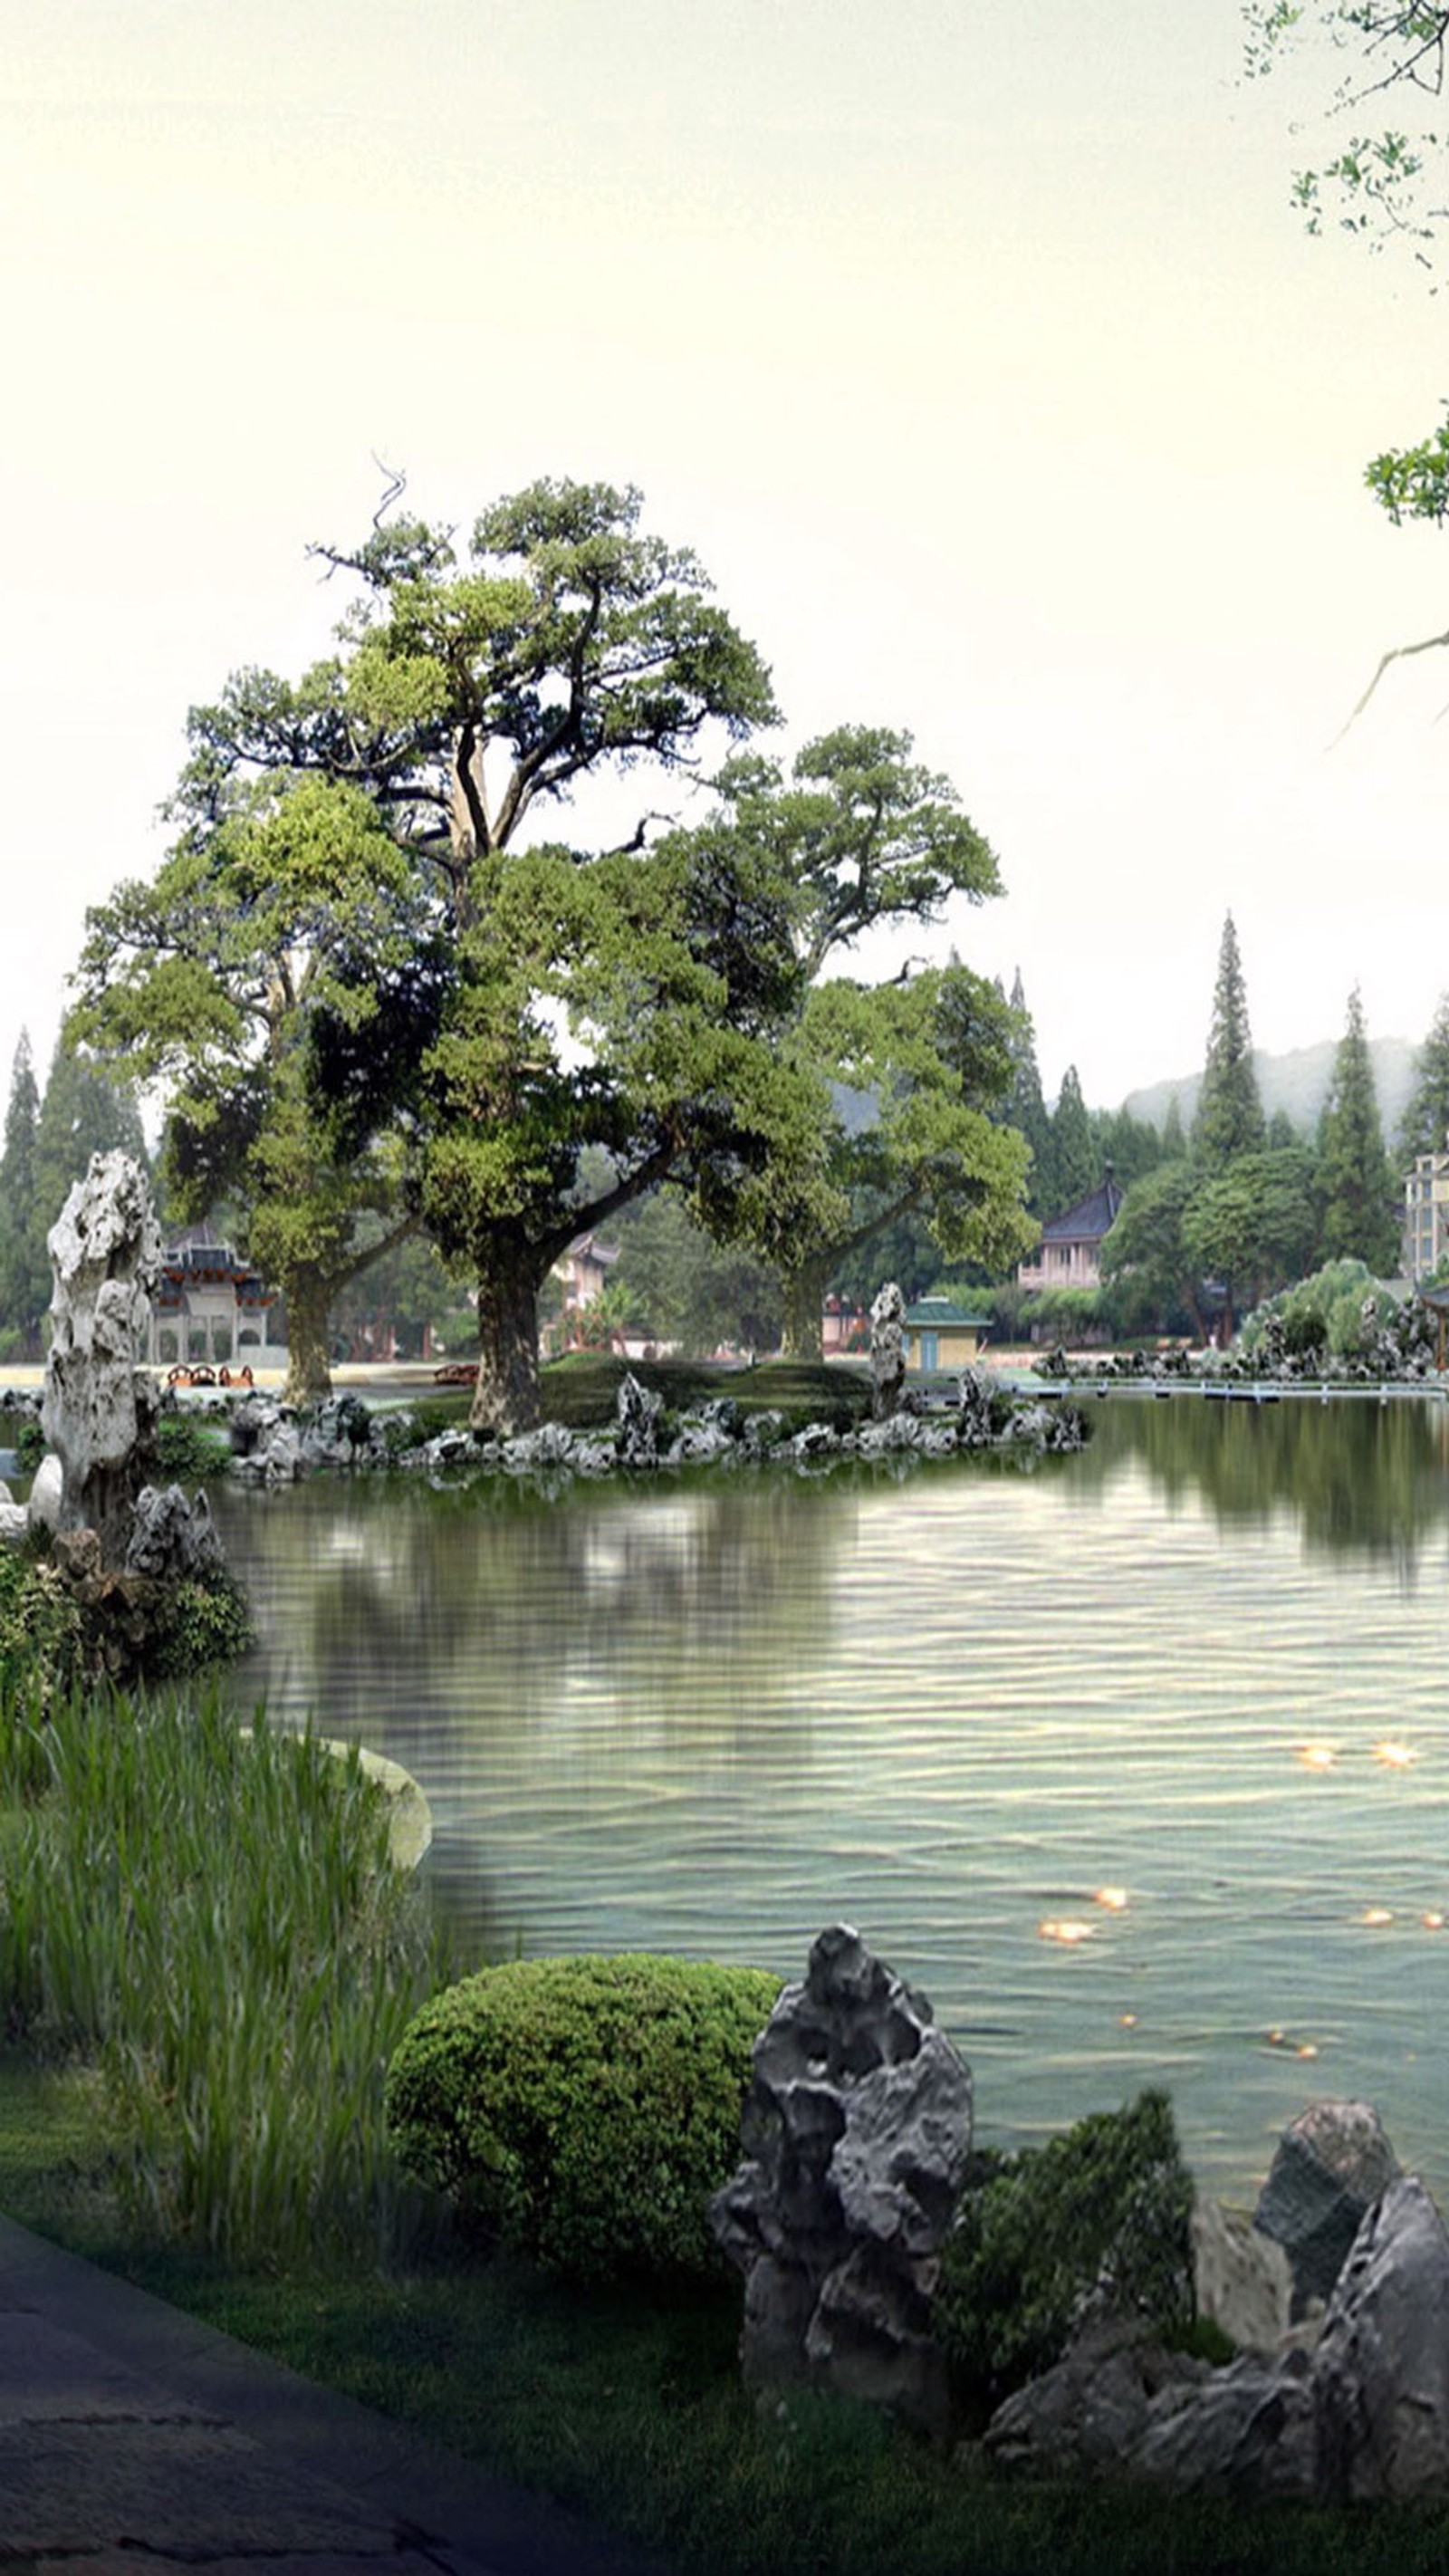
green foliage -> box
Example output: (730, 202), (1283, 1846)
(933, 2090), (1195, 2405)
(0, 1682), (447, 2265)
(128, 1571), (254, 1681)
(1181, 1143), (1320, 1335)
(1243, 1257), (1395, 1359)
(1193, 915), (1265, 1168)
(1245, 5), (1449, 262)
(0, 1549), (84, 1707)
(1048, 1065), (1095, 1210)
(1318, 987), (1399, 1270)
(385, 1953), (782, 2280)
(1401, 989), (1449, 1159)
(154, 1413), (233, 1481)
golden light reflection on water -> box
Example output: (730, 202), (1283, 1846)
(1373, 1740), (1419, 1768)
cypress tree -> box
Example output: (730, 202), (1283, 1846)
(1160, 1093), (1185, 1158)
(1400, 990), (1449, 1163)
(1318, 986), (1398, 1272)
(1192, 914), (1264, 1167)
(1002, 968), (1054, 1217)
(0, 1032), (45, 1354)
(1050, 1065), (1096, 1209)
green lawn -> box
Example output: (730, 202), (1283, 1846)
(2, 2052), (1447, 2576)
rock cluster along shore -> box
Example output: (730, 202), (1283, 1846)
(713, 1928), (1449, 2505)
(196, 1366), (1089, 1491)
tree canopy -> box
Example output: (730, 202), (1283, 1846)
(1318, 985), (1400, 1268)
(1192, 915), (1264, 1167)
(1401, 989), (1449, 1158)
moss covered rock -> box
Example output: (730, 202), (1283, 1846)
(385, 1951), (782, 2279)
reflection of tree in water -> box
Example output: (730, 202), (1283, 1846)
(1095, 1396), (1449, 1579)
(211, 1468), (854, 1776)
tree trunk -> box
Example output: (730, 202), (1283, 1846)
(470, 1236), (543, 1437)
(283, 1267), (334, 1406)
(778, 1260), (828, 1363)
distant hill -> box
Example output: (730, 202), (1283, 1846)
(1122, 1036), (1421, 1151)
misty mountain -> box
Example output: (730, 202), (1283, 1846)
(1122, 1036), (1422, 1153)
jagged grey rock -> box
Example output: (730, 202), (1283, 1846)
(956, 1365), (997, 1448)
(41, 1151), (162, 1562)
(1191, 2199), (1295, 2356)
(0, 1483), (26, 1543)
(1313, 2175), (1449, 2502)
(615, 1372), (663, 1465)
(1128, 2347), (1319, 2500)
(1255, 2100), (1400, 2316)
(502, 1420), (577, 1473)
(710, 1924), (973, 2432)
(868, 1282), (907, 1420)
(125, 1485), (226, 1583)
(984, 2316), (1214, 2480)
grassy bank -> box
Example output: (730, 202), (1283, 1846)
(1, 1679), (1447, 2572)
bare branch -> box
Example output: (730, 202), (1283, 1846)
(1331, 622), (1449, 740)
(370, 457), (406, 532)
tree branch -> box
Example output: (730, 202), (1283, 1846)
(1331, 621), (1449, 740)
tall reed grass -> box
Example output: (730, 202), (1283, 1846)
(0, 1677), (452, 2268)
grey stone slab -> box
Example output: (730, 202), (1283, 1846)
(0, 2309), (224, 2421)
(0, 2419), (398, 2554)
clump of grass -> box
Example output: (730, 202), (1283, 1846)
(0, 1679), (451, 2267)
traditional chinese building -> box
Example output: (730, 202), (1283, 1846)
(149, 1234), (278, 1369)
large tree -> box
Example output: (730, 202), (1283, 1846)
(1000, 969), (1054, 1219)
(1400, 989), (1449, 1160)
(1318, 985), (1400, 1268)
(1182, 1145), (1320, 1342)
(678, 732), (1034, 1354)
(1193, 914), (1265, 1168)
(735, 964), (1033, 1360)
(72, 778), (437, 1401)
(1048, 1065), (1096, 1212)
(76, 478), (806, 1429)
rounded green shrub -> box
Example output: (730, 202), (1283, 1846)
(384, 1952), (782, 2279)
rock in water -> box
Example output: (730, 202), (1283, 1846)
(41, 1151), (161, 1562)
(615, 1371), (663, 1466)
(710, 1924), (973, 2432)
(868, 1283), (907, 1421)
(126, 1484), (226, 1583)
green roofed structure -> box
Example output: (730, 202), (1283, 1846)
(902, 1296), (990, 1374)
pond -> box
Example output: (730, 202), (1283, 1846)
(209, 1392), (1449, 2206)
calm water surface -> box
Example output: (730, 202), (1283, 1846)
(210, 1396), (1449, 2201)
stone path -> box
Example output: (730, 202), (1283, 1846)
(0, 2211), (672, 2574)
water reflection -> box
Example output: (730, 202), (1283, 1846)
(1079, 1392), (1449, 1579)
(207, 1402), (1449, 2202)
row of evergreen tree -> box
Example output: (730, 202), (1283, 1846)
(0, 1033), (149, 1360)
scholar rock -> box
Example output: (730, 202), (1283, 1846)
(868, 1283), (907, 1421)
(42, 1151), (162, 1562)
(615, 1372), (663, 1466)
(126, 1484), (226, 1584)
(710, 1924), (972, 2432)
(26, 1452), (62, 1536)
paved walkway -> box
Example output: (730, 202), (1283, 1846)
(0, 2211), (674, 2575)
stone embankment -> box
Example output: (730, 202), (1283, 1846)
(109, 1366), (1089, 1491)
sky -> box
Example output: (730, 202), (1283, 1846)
(5, 0), (1449, 1112)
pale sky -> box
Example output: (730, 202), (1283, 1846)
(5, 0), (1449, 1112)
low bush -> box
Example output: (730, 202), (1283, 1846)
(385, 1952), (782, 2280)
(933, 2088), (1195, 2406)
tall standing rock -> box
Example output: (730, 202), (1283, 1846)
(710, 1924), (973, 2432)
(41, 1151), (161, 1563)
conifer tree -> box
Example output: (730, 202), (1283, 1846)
(1400, 991), (1449, 1163)
(1001, 968), (1054, 1216)
(1192, 914), (1264, 1167)
(1160, 1093), (1185, 1159)
(1318, 986), (1399, 1272)
(0, 1033), (44, 1354)
(1050, 1064), (1096, 1209)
